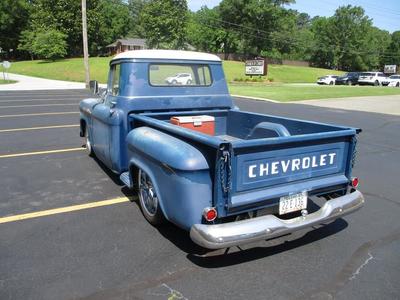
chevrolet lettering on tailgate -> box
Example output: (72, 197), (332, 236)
(248, 152), (337, 178)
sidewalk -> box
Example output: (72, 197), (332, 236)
(0, 73), (86, 90)
(297, 95), (400, 116)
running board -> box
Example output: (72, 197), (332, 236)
(120, 172), (133, 188)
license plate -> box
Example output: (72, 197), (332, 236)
(279, 191), (308, 215)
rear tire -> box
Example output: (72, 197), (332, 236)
(374, 80), (379, 86)
(137, 169), (165, 225)
(329, 81), (334, 85)
(396, 82), (399, 87)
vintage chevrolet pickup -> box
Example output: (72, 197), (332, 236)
(79, 50), (364, 249)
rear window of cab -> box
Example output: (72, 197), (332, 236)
(149, 64), (212, 87)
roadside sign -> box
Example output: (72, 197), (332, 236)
(2, 61), (11, 69)
(384, 65), (397, 74)
(245, 59), (267, 76)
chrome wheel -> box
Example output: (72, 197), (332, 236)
(138, 169), (158, 217)
(85, 130), (94, 156)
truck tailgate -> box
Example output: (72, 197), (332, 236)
(226, 131), (356, 210)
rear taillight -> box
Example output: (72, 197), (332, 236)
(203, 207), (217, 222)
(351, 177), (359, 188)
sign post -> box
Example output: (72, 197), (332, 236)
(245, 59), (267, 77)
(1, 61), (11, 81)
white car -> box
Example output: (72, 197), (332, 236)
(317, 75), (339, 85)
(382, 75), (400, 87)
(358, 72), (387, 86)
(165, 73), (193, 85)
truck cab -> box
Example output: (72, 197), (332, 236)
(80, 50), (364, 249)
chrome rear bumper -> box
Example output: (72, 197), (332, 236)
(190, 190), (364, 249)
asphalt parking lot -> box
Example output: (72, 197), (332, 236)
(0, 90), (399, 300)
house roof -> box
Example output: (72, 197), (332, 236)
(106, 38), (146, 48)
(112, 50), (221, 62)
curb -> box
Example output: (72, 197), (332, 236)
(231, 94), (280, 103)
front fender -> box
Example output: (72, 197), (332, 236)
(79, 98), (98, 137)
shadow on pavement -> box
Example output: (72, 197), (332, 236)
(186, 218), (348, 268)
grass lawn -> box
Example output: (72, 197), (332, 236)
(0, 79), (17, 84)
(9, 57), (111, 83)
(229, 84), (400, 101)
(9, 57), (343, 84)
(222, 61), (344, 83)
(8, 57), (400, 101)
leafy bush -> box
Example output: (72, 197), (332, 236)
(19, 29), (67, 60)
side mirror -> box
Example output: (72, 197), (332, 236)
(89, 80), (99, 95)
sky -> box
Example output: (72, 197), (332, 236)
(187, 0), (400, 33)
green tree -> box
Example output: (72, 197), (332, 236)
(0, 0), (30, 58)
(309, 5), (389, 71)
(309, 17), (336, 69)
(382, 31), (400, 66)
(218, 0), (294, 56)
(139, 0), (188, 49)
(31, 29), (67, 60)
(127, 0), (149, 37)
(19, 0), (135, 57)
(91, 0), (133, 55)
(187, 6), (238, 58)
(19, 28), (67, 60)
(17, 30), (37, 59)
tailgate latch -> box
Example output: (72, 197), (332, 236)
(219, 149), (232, 194)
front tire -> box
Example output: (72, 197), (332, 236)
(84, 130), (94, 157)
(396, 82), (399, 87)
(329, 81), (334, 85)
(137, 169), (165, 225)
(347, 81), (352, 86)
(374, 80), (379, 86)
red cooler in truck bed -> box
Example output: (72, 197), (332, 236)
(170, 115), (215, 135)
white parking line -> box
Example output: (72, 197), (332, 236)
(0, 124), (79, 133)
(0, 98), (80, 103)
(0, 112), (79, 118)
(0, 148), (84, 159)
(0, 103), (78, 109)
(0, 197), (131, 224)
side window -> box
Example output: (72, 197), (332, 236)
(111, 64), (121, 96)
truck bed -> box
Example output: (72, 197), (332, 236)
(130, 109), (358, 217)
(131, 109), (355, 144)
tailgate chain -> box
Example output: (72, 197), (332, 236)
(219, 150), (232, 194)
(351, 136), (358, 168)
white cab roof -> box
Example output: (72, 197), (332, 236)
(113, 50), (221, 62)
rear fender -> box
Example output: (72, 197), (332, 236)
(126, 127), (213, 229)
(126, 127), (209, 171)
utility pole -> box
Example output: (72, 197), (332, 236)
(81, 0), (90, 88)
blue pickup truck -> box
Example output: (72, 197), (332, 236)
(79, 50), (364, 249)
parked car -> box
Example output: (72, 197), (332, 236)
(335, 72), (360, 85)
(165, 73), (193, 85)
(317, 75), (339, 85)
(382, 74), (400, 87)
(80, 50), (364, 249)
(358, 72), (387, 86)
